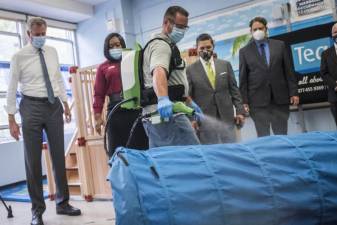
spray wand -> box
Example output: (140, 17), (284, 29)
(172, 101), (195, 116)
(105, 98), (196, 155)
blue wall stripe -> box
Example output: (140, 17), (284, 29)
(269, 14), (334, 37)
(0, 62), (71, 71)
(0, 62), (10, 69)
(291, 15), (334, 31)
(60, 65), (70, 72)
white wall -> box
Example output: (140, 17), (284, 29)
(76, 0), (255, 66)
(0, 141), (26, 186)
(120, 0), (137, 47)
(0, 132), (74, 186)
(132, 0), (254, 44)
(76, 0), (124, 67)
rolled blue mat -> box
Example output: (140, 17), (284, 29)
(107, 131), (337, 225)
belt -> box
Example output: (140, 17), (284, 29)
(23, 95), (57, 102)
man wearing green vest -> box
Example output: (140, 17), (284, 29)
(187, 33), (245, 144)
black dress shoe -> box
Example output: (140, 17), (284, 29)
(31, 214), (44, 225)
(56, 204), (81, 216)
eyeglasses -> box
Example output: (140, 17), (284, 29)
(173, 23), (189, 30)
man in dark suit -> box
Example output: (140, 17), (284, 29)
(320, 23), (337, 127)
(187, 33), (245, 144)
(239, 17), (299, 137)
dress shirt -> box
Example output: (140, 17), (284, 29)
(255, 39), (270, 65)
(6, 44), (67, 114)
(200, 56), (216, 76)
(334, 43), (337, 56)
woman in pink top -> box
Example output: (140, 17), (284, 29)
(93, 33), (148, 156)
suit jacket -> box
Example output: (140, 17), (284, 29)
(239, 39), (298, 107)
(320, 46), (337, 103)
(187, 58), (245, 123)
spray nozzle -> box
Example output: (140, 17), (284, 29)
(173, 102), (195, 116)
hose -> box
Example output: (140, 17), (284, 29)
(104, 97), (138, 155)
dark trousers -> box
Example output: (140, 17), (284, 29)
(106, 106), (148, 157)
(19, 97), (69, 215)
(250, 103), (290, 137)
(330, 102), (337, 128)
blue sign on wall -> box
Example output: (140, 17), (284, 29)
(291, 37), (333, 74)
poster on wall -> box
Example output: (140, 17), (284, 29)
(176, 0), (334, 105)
(290, 0), (333, 20)
(181, 34), (251, 83)
(295, 0), (326, 16)
(272, 21), (335, 104)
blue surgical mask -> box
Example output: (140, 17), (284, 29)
(168, 26), (186, 43)
(31, 36), (46, 49)
(109, 48), (122, 60)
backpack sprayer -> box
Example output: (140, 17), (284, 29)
(104, 45), (195, 153)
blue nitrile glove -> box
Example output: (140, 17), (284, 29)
(157, 96), (173, 119)
(191, 101), (204, 120)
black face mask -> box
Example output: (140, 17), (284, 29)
(333, 35), (337, 44)
(199, 50), (213, 61)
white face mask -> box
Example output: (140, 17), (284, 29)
(252, 30), (265, 41)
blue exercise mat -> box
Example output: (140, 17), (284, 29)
(0, 179), (48, 202)
(108, 131), (337, 225)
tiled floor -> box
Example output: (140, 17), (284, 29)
(0, 199), (115, 225)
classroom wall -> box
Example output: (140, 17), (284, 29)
(76, 0), (123, 67)
(131, 0), (253, 44)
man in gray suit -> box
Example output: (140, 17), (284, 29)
(187, 33), (245, 144)
(239, 17), (299, 137)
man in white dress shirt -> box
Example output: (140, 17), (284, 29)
(6, 17), (80, 225)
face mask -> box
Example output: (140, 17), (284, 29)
(332, 35), (337, 44)
(31, 36), (46, 49)
(252, 30), (265, 41)
(199, 50), (213, 61)
(168, 26), (186, 43)
(109, 48), (122, 60)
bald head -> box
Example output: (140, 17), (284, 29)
(332, 23), (337, 36)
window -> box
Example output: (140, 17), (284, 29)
(0, 19), (22, 143)
(0, 19), (21, 93)
(46, 26), (76, 93)
(0, 63), (10, 93)
(46, 26), (76, 65)
(46, 26), (77, 135)
(46, 39), (75, 65)
(0, 34), (21, 62)
(0, 19), (18, 33)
